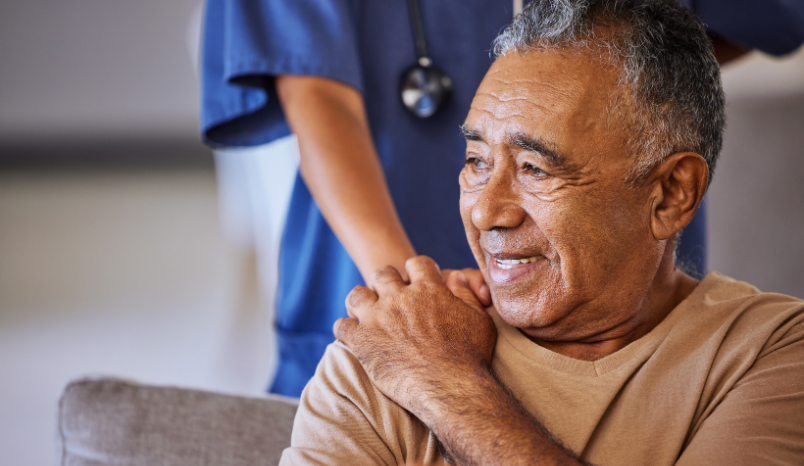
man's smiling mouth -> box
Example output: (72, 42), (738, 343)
(494, 255), (546, 270)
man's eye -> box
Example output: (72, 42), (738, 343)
(524, 163), (549, 177)
(466, 157), (488, 169)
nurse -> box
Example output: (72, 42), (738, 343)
(202, 0), (518, 397)
(201, 0), (803, 397)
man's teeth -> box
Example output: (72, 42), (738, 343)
(495, 256), (543, 269)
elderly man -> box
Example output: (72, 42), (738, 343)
(279, 0), (804, 464)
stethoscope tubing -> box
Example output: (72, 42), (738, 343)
(406, 0), (430, 64)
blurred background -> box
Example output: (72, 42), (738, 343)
(1, 0), (802, 464)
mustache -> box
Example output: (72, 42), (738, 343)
(481, 228), (547, 255)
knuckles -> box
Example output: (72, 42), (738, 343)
(405, 255), (439, 274)
(370, 265), (400, 284)
(346, 285), (375, 310)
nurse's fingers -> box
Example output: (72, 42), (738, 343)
(444, 271), (483, 310)
(461, 268), (491, 306)
(441, 268), (490, 305)
(345, 285), (377, 321)
(405, 256), (442, 284)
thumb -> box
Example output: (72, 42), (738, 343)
(444, 271), (483, 310)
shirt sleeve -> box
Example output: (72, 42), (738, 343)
(694, 0), (804, 56)
(676, 320), (804, 465)
(200, 0), (364, 147)
(279, 342), (439, 466)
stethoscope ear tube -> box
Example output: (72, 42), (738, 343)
(400, 0), (452, 118)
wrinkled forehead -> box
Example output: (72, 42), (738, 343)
(467, 50), (624, 143)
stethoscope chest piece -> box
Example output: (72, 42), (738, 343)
(400, 59), (452, 119)
(400, 0), (452, 119)
(399, 0), (521, 118)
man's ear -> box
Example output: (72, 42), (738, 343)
(649, 152), (709, 241)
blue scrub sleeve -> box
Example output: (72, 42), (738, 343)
(695, 0), (804, 56)
(201, 0), (364, 147)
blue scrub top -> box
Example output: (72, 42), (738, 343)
(201, 0), (804, 397)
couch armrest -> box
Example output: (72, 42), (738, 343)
(57, 377), (298, 466)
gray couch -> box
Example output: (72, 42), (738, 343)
(57, 377), (298, 466)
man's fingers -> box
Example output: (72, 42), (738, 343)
(405, 256), (442, 284)
(333, 317), (358, 347)
(345, 285), (377, 321)
(462, 268), (492, 306)
(444, 271), (483, 310)
(369, 265), (405, 293)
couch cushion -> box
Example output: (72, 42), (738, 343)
(57, 377), (298, 466)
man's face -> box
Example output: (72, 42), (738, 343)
(460, 50), (664, 343)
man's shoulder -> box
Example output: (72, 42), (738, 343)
(670, 274), (804, 464)
(667, 272), (804, 364)
(308, 341), (392, 410)
(281, 342), (439, 465)
(314, 341), (432, 420)
(668, 271), (804, 405)
(691, 272), (804, 332)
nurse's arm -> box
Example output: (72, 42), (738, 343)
(276, 75), (416, 284)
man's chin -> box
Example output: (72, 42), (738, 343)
(492, 294), (559, 330)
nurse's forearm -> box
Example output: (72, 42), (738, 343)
(276, 75), (416, 283)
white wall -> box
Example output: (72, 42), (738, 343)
(709, 49), (804, 298)
(0, 0), (202, 141)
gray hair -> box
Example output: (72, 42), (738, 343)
(493, 0), (725, 185)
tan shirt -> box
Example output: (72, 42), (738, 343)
(280, 273), (804, 465)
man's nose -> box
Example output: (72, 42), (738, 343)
(471, 172), (527, 231)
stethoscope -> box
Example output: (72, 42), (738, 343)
(400, 0), (524, 118)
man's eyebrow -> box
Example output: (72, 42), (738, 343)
(508, 133), (568, 168)
(460, 126), (568, 169)
(459, 124), (483, 142)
